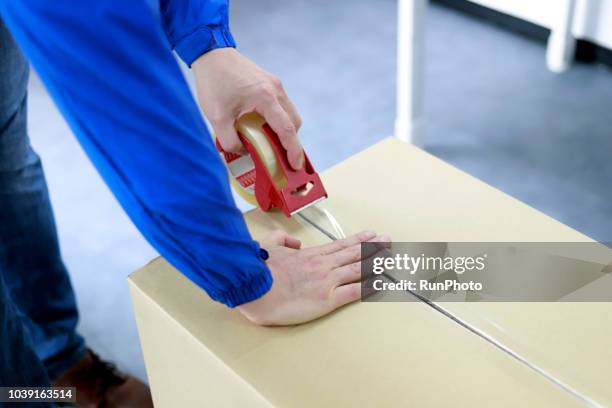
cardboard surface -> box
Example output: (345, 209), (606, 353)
(130, 263), (580, 407)
(312, 139), (612, 406)
(130, 138), (608, 407)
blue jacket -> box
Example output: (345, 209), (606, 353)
(0, 0), (272, 307)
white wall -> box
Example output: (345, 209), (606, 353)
(574, 0), (612, 49)
(467, 0), (612, 50)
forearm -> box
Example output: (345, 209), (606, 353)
(0, 0), (271, 307)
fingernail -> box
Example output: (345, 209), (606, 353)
(359, 230), (376, 240)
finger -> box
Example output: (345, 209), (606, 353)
(262, 230), (302, 249)
(333, 262), (361, 286)
(257, 101), (304, 170)
(277, 91), (302, 131)
(213, 117), (246, 154)
(361, 238), (392, 259)
(269, 75), (302, 132)
(333, 241), (390, 286)
(361, 273), (383, 300)
(261, 230), (286, 247)
(310, 230), (376, 256)
(332, 283), (361, 309)
(282, 234), (302, 249)
(329, 235), (391, 268)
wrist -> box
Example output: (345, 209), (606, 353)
(192, 47), (237, 74)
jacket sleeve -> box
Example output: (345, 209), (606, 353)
(0, 0), (272, 307)
(160, 0), (236, 66)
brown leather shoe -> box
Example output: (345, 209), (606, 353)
(52, 349), (153, 408)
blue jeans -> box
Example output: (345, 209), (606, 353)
(0, 19), (85, 386)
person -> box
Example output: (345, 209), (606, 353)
(0, 0), (387, 406)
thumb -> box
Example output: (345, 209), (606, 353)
(263, 230), (302, 249)
(213, 117), (246, 154)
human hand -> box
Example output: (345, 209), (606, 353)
(237, 230), (391, 326)
(192, 48), (304, 169)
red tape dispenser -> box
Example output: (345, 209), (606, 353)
(216, 112), (328, 217)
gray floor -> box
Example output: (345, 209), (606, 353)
(26, 1), (612, 380)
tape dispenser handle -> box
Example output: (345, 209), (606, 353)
(236, 114), (327, 216)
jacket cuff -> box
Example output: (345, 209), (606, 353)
(175, 25), (236, 67)
(214, 268), (273, 308)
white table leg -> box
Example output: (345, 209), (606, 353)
(546, 0), (577, 73)
(395, 0), (426, 145)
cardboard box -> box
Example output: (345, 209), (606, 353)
(129, 139), (609, 407)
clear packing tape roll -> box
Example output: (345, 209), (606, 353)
(221, 112), (346, 240)
(226, 113), (285, 205)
